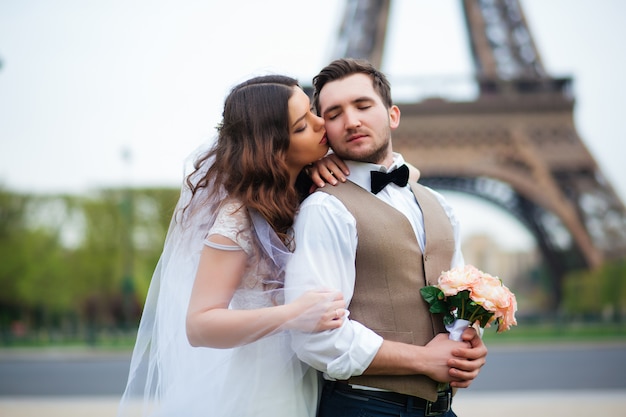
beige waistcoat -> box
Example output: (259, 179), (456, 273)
(319, 180), (455, 401)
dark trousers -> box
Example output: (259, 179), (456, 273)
(317, 381), (458, 417)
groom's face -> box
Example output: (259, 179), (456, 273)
(317, 73), (399, 166)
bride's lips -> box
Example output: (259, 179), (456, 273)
(320, 133), (328, 145)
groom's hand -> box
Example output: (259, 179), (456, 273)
(447, 327), (487, 388)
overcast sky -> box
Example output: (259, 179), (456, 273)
(1, 0), (624, 250)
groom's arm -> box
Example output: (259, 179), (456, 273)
(364, 331), (486, 387)
(285, 192), (382, 379)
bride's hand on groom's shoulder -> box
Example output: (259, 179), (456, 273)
(305, 153), (350, 188)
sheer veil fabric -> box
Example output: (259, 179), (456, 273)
(117, 147), (320, 417)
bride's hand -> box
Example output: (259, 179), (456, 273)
(285, 290), (346, 332)
(305, 153), (350, 188)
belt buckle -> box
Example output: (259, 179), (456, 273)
(425, 390), (451, 416)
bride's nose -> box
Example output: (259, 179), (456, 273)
(313, 114), (325, 130)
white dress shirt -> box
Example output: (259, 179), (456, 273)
(284, 153), (464, 380)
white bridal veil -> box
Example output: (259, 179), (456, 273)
(116, 147), (321, 417)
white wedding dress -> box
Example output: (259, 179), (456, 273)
(117, 192), (319, 416)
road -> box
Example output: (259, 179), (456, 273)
(1, 341), (625, 396)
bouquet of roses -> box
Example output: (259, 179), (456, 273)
(420, 264), (517, 341)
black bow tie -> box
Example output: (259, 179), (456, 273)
(370, 164), (410, 194)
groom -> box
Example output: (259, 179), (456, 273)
(285, 58), (487, 416)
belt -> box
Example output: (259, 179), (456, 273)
(328, 381), (452, 416)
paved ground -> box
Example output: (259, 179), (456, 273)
(2, 342), (625, 416)
(1, 390), (625, 417)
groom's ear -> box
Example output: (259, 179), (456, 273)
(389, 105), (400, 130)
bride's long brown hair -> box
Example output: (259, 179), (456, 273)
(184, 75), (300, 247)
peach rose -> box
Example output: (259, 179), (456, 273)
(423, 264), (518, 334)
(437, 265), (481, 296)
(496, 285), (518, 332)
(469, 273), (510, 312)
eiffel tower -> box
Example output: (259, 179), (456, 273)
(330, 0), (626, 309)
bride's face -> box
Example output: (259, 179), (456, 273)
(284, 87), (328, 171)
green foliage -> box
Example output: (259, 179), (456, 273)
(562, 258), (626, 320)
(420, 287), (495, 328)
(420, 286), (453, 325)
(0, 186), (180, 344)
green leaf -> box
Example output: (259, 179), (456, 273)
(420, 286), (442, 305)
(428, 300), (448, 314)
(457, 290), (470, 301)
(477, 311), (495, 327)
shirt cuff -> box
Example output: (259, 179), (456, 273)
(326, 321), (384, 380)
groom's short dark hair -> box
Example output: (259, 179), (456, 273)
(312, 58), (393, 114)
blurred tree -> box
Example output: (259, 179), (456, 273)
(563, 259), (626, 321)
(0, 186), (179, 344)
(0, 189), (32, 332)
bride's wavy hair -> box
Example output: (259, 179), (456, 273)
(184, 75), (300, 248)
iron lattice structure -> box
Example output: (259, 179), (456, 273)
(331, 0), (626, 308)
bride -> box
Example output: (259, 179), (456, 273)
(117, 75), (345, 417)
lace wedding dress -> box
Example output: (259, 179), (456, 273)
(117, 192), (319, 416)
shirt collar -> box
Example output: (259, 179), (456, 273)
(344, 153), (406, 191)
